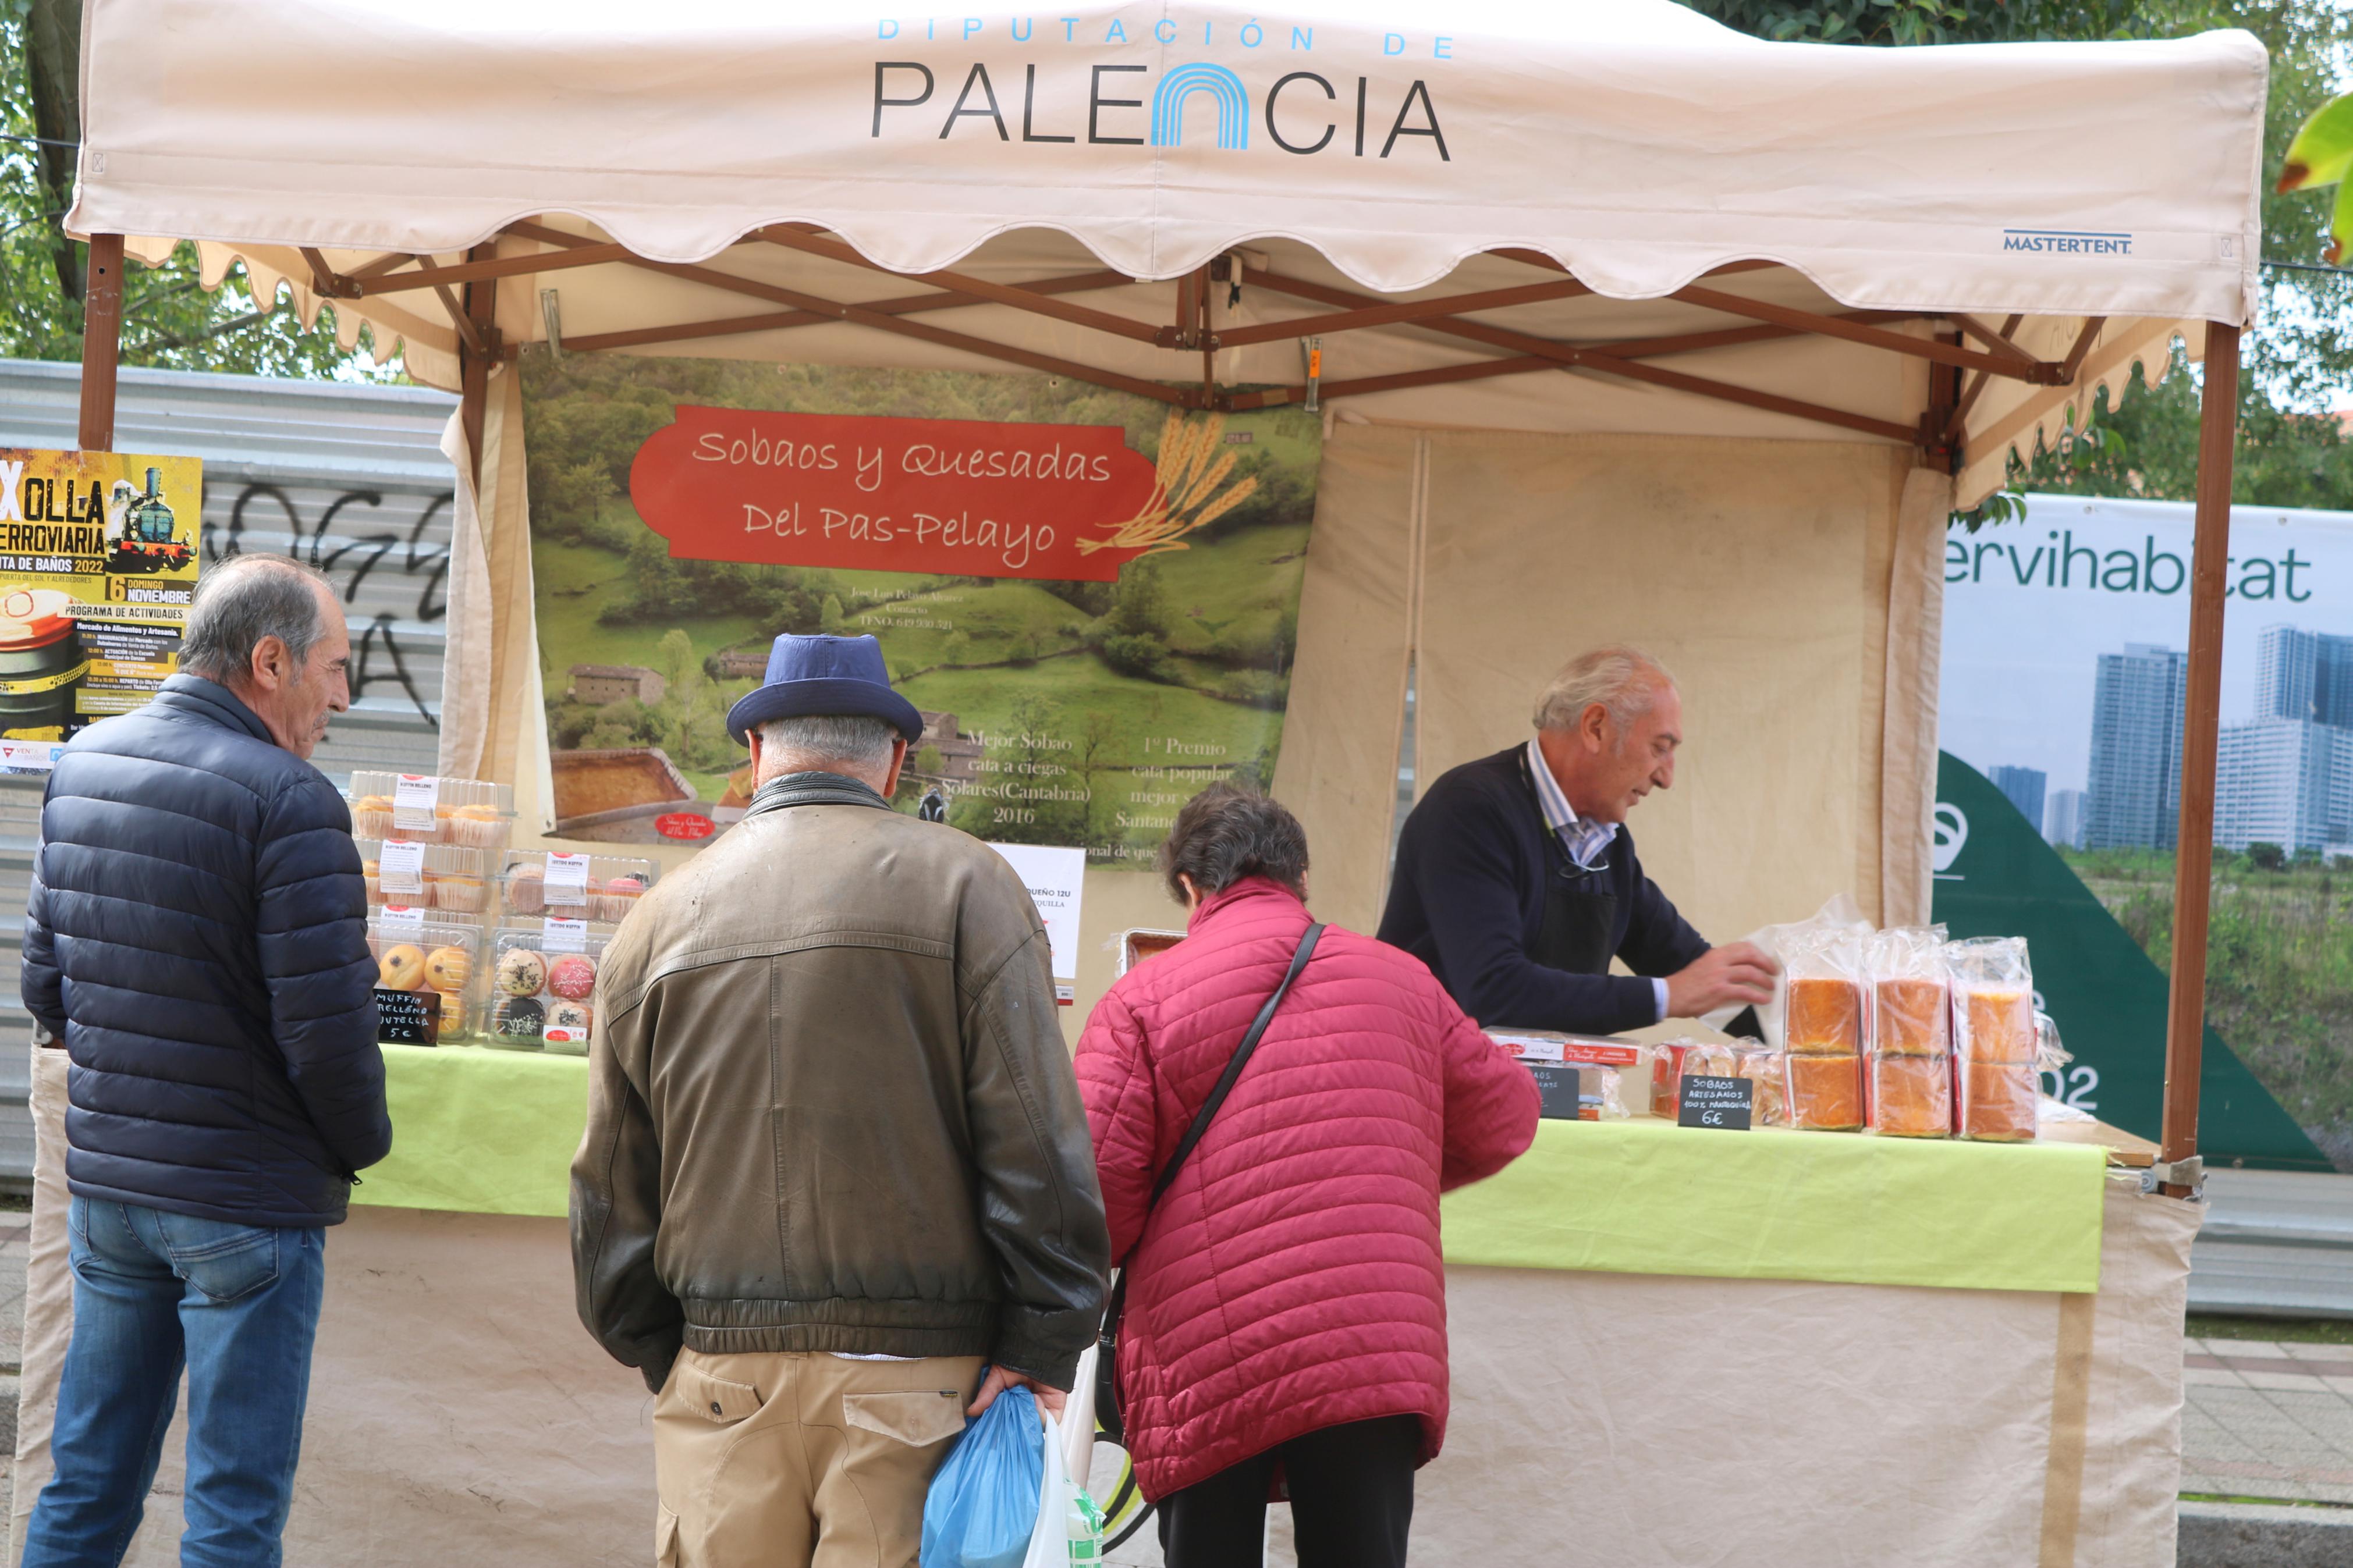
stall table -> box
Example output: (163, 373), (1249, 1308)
(8, 1047), (2196, 1567)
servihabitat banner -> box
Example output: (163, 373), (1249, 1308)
(523, 353), (1316, 863)
(0, 450), (203, 769)
(1939, 491), (2350, 1169)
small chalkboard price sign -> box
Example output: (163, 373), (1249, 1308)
(1525, 1062), (1585, 1121)
(1677, 1074), (1752, 1130)
(374, 988), (440, 1047)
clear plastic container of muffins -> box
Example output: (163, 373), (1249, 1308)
(364, 912), (483, 1046)
(482, 920), (612, 1055)
(347, 773), (517, 852)
(499, 850), (656, 923)
(357, 838), (496, 916)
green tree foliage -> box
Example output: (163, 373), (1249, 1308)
(1, 2), (398, 377)
(1690, 1), (2145, 44)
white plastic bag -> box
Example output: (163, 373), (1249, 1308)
(1022, 1402), (1069, 1568)
(1699, 893), (1871, 1044)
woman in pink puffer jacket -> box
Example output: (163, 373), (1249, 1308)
(1076, 784), (1540, 1568)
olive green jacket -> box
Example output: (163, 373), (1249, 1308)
(570, 771), (1110, 1393)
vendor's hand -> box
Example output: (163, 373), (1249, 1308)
(968, 1364), (1067, 1419)
(1665, 941), (1778, 1019)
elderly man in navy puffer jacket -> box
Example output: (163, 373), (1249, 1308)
(19, 554), (390, 1568)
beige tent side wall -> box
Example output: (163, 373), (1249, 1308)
(1273, 426), (1929, 951)
(450, 400), (1938, 1019)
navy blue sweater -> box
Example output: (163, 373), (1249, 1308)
(1377, 746), (1710, 1035)
(22, 675), (390, 1227)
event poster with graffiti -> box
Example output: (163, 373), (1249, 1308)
(0, 450), (203, 767)
(520, 352), (1318, 862)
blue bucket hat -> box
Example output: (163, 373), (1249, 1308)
(724, 634), (925, 746)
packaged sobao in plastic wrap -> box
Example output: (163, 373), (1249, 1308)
(1949, 935), (2036, 1065)
(1868, 1051), (1953, 1138)
(1867, 927), (1951, 1057)
(1961, 1061), (2039, 1141)
(1784, 1051), (1864, 1131)
(1781, 928), (1868, 1055)
(1732, 1044), (1788, 1127)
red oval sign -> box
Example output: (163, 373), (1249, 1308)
(629, 406), (1165, 582)
(655, 812), (718, 841)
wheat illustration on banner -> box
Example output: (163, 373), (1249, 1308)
(1080, 412), (1259, 559)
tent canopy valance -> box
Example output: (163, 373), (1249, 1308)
(62, 0), (2271, 1190)
(68, 1), (2267, 504)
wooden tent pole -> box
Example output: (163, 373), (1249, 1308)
(2160, 319), (2241, 1197)
(457, 241), (498, 487)
(77, 234), (125, 451)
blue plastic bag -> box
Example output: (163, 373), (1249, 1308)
(920, 1384), (1043, 1568)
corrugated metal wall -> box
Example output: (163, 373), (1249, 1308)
(0, 360), (458, 1184)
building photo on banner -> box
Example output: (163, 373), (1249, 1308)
(0, 449), (200, 766)
(1940, 490), (2353, 1170)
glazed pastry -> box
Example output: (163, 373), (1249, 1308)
(496, 947), (548, 997)
(547, 1001), (592, 1036)
(423, 944), (471, 993)
(1961, 989), (2036, 1064)
(505, 862), (546, 916)
(1873, 977), (1950, 1056)
(376, 944), (427, 992)
(545, 953), (597, 1001)
(1784, 1053), (1863, 1131)
(1785, 977), (1864, 1054)
(1869, 1053), (1952, 1138)
(1962, 1061), (2039, 1141)
(350, 795), (394, 840)
(494, 996), (545, 1041)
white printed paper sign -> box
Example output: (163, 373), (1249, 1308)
(985, 842), (1085, 987)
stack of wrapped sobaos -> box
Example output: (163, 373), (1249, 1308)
(1501, 927), (2059, 1143)
(1757, 927), (2049, 1142)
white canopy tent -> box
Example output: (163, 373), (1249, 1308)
(26, 6), (2262, 1562)
(63, 0), (2263, 1179)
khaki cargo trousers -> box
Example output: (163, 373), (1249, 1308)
(654, 1349), (985, 1567)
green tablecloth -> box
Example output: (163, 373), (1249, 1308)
(359, 1048), (2106, 1294)
(1442, 1117), (2106, 1294)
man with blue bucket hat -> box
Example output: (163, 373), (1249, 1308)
(571, 633), (1110, 1567)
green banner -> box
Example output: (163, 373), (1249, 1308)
(1931, 752), (2328, 1171)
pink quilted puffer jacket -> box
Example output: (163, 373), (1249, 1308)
(1075, 877), (1541, 1501)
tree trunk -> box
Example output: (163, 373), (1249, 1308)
(23, 0), (86, 305)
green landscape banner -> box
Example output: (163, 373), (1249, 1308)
(521, 352), (1316, 860)
(1932, 752), (2329, 1172)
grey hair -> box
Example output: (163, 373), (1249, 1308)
(180, 556), (334, 684)
(1532, 645), (1675, 734)
(756, 714), (898, 774)
(1158, 782), (1309, 904)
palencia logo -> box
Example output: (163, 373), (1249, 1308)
(873, 59), (1450, 160)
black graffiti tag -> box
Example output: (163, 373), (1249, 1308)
(210, 484), (456, 727)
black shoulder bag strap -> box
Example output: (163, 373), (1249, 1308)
(1094, 922), (1325, 1447)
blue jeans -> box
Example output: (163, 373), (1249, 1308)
(23, 1198), (326, 1568)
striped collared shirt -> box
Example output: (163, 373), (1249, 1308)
(1526, 737), (1619, 870)
(1525, 737), (1669, 1023)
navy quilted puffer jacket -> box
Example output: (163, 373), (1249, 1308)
(20, 674), (391, 1227)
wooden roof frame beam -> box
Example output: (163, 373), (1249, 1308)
(496, 221), (1197, 407)
(495, 268), (1135, 358)
(1673, 284), (2066, 383)
(753, 227), (1162, 345)
(1236, 265), (1918, 444)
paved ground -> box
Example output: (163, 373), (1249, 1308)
(0, 1212), (26, 1537)
(2183, 1339), (2353, 1506)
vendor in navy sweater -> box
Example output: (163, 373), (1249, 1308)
(1379, 645), (1777, 1036)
